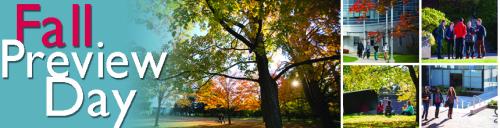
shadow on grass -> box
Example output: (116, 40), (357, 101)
(343, 115), (417, 128)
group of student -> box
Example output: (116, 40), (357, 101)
(421, 86), (458, 121)
(357, 34), (389, 61)
(376, 100), (415, 116)
(433, 18), (487, 59)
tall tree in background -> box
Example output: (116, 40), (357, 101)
(197, 76), (260, 124)
(140, 0), (340, 127)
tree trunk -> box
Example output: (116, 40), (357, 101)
(255, 52), (282, 128)
(154, 95), (163, 127)
(302, 77), (336, 127)
(287, 110), (291, 122)
(227, 110), (232, 125)
(407, 65), (419, 122)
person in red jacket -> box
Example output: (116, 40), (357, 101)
(453, 18), (467, 59)
(376, 100), (384, 114)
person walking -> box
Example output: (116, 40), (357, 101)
(445, 22), (455, 59)
(447, 86), (458, 119)
(364, 38), (371, 59)
(433, 20), (446, 59)
(454, 18), (467, 59)
(362, 38), (369, 59)
(357, 40), (364, 58)
(218, 113), (223, 124)
(383, 40), (389, 61)
(433, 88), (443, 118)
(465, 21), (475, 59)
(373, 38), (379, 60)
(475, 18), (487, 58)
(422, 86), (431, 120)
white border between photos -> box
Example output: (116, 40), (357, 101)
(339, 0), (500, 128)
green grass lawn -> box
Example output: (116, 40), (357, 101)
(343, 54), (418, 63)
(422, 58), (497, 63)
(393, 54), (418, 63)
(343, 56), (358, 62)
(343, 115), (417, 128)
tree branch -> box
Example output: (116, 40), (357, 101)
(207, 72), (258, 82)
(214, 42), (250, 51)
(205, 0), (254, 49)
(222, 61), (256, 72)
(273, 55), (340, 80)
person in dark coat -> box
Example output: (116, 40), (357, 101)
(357, 40), (364, 58)
(475, 18), (487, 58)
(434, 20), (446, 59)
(465, 21), (475, 59)
(385, 100), (393, 116)
(433, 88), (443, 118)
(445, 22), (455, 59)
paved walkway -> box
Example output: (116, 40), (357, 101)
(421, 107), (497, 128)
(445, 86), (497, 109)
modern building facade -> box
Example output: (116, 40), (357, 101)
(342, 0), (419, 54)
(423, 65), (498, 91)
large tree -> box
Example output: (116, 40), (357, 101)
(140, 0), (340, 127)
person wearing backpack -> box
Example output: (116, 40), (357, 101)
(475, 18), (487, 58)
(364, 38), (371, 59)
(433, 20), (446, 59)
(445, 22), (455, 59)
(433, 88), (443, 118)
(465, 21), (475, 59)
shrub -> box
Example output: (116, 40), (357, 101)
(488, 100), (497, 108)
(422, 8), (449, 32)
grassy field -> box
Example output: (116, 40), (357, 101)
(131, 116), (321, 128)
(343, 115), (417, 128)
(422, 58), (497, 63)
(343, 56), (358, 62)
(393, 54), (419, 63)
(343, 54), (418, 63)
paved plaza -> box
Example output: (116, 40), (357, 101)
(421, 106), (498, 128)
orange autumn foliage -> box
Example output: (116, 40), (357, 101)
(196, 76), (260, 111)
(349, 0), (376, 21)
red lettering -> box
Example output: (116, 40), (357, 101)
(42, 17), (65, 48)
(85, 4), (92, 47)
(17, 4), (41, 43)
(72, 4), (80, 47)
